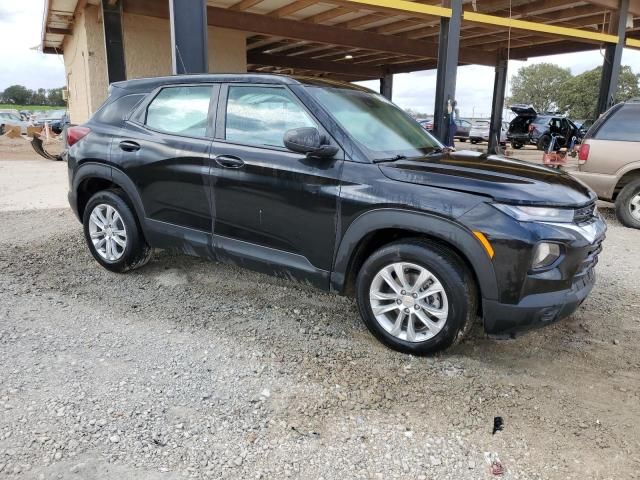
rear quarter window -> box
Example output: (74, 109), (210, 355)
(594, 104), (640, 142)
(93, 93), (146, 125)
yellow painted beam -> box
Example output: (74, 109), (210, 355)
(463, 11), (619, 44)
(344, 0), (452, 18)
(627, 38), (640, 48)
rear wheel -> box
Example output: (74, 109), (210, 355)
(615, 178), (640, 229)
(355, 240), (477, 355)
(458, 138), (467, 142)
(537, 134), (552, 151)
(511, 141), (524, 149)
(470, 139), (478, 144)
(83, 190), (152, 272)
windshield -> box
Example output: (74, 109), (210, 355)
(305, 86), (442, 160)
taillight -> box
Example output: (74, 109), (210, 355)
(578, 143), (590, 164)
(66, 126), (91, 147)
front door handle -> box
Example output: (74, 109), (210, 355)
(214, 155), (244, 169)
(119, 140), (140, 152)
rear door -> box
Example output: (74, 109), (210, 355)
(116, 84), (216, 233)
(208, 83), (343, 286)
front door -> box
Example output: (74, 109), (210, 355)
(209, 84), (343, 286)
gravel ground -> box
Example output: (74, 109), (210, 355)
(1, 153), (639, 479)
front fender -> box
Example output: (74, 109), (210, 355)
(331, 208), (498, 301)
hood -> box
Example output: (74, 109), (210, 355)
(510, 104), (537, 117)
(378, 150), (596, 207)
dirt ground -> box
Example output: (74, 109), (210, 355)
(0, 140), (639, 479)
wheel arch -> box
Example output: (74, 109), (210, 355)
(612, 166), (640, 201)
(331, 209), (499, 302)
(74, 163), (147, 227)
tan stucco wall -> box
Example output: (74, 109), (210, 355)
(208, 27), (247, 73)
(122, 14), (247, 78)
(63, 5), (108, 124)
(122, 13), (172, 79)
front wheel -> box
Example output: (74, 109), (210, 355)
(83, 190), (152, 273)
(355, 240), (477, 355)
(615, 178), (640, 229)
(511, 141), (523, 149)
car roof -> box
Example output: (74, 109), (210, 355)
(111, 73), (372, 94)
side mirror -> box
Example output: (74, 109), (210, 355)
(283, 127), (338, 158)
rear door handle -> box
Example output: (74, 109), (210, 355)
(119, 140), (140, 152)
(214, 155), (244, 169)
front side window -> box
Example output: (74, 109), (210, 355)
(225, 86), (317, 148)
(305, 86), (441, 160)
(146, 86), (212, 137)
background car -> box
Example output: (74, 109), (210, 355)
(572, 99), (640, 229)
(469, 119), (490, 143)
(0, 111), (30, 135)
(418, 118), (433, 131)
(507, 105), (581, 150)
(454, 119), (472, 142)
(33, 109), (69, 134)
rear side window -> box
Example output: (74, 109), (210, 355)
(146, 86), (212, 137)
(93, 93), (145, 124)
(225, 85), (316, 148)
(594, 105), (640, 142)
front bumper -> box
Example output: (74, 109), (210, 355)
(483, 267), (595, 337)
(480, 216), (606, 337)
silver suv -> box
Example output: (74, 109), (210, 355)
(572, 100), (640, 229)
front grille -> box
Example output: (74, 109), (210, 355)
(574, 237), (603, 278)
(574, 203), (596, 224)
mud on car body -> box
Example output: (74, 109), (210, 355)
(65, 74), (606, 355)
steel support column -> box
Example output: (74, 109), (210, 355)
(596, 0), (629, 116)
(433, 0), (462, 144)
(380, 72), (393, 100)
(169, 0), (209, 75)
(102, 0), (126, 83)
(488, 49), (508, 154)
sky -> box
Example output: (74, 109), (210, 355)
(1, 0), (639, 116)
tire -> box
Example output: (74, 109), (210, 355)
(537, 135), (551, 151)
(82, 189), (152, 273)
(511, 141), (523, 149)
(355, 239), (478, 355)
(615, 178), (640, 229)
(459, 138), (467, 143)
(470, 139), (478, 144)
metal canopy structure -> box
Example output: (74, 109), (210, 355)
(42, 0), (640, 147)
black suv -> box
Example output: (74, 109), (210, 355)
(507, 105), (581, 150)
(66, 74), (606, 355)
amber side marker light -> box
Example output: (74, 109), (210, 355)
(472, 231), (495, 259)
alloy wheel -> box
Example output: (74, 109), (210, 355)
(369, 262), (449, 343)
(88, 204), (128, 262)
(630, 193), (640, 222)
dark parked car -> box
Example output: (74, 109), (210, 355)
(454, 119), (472, 141)
(507, 105), (581, 150)
(33, 109), (69, 134)
(66, 74), (606, 355)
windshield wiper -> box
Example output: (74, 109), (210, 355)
(372, 154), (408, 163)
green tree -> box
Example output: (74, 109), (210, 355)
(509, 63), (572, 112)
(46, 87), (67, 106)
(558, 65), (640, 119)
(1, 84), (32, 105)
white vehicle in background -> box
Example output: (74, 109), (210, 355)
(0, 110), (31, 135)
(469, 120), (490, 144)
(468, 120), (509, 145)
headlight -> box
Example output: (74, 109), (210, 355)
(532, 242), (562, 269)
(493, 203), (574, 223)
